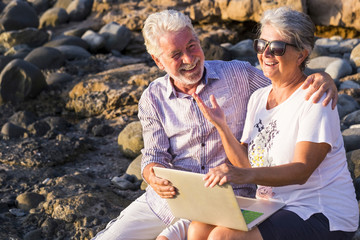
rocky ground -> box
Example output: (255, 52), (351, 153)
(0, 0), (360, 240)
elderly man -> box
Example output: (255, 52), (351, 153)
(92, 9), (337, 240)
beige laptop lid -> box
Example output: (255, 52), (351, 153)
(153, 167), (285, 231)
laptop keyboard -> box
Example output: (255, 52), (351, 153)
(241, 209), (264, 224)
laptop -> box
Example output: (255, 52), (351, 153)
(153, 167), (285, 231)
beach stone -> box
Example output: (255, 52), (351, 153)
(54, 45), (91, 60)
(54, 0), (73, 9)
(126, 154), (142, 181)
(350, 43), (360, 68)
(44, 35), (89, 50)
(66, 0), (94, 22)
(66, 90), (107, 117)
(0, 0), (39, 31)
(43, 116), (71, 132)
(81, 30), (106, 53)
(1, 122), (27, 139)
(9, 111), (37, 129)
(117, 121), (143, 159)
(28, 120), (51, 137)
(92, 124), (113, 137)
(0, 59), (46, 103)
(4, 44), (32, 59)
(227, 39), (257, 64)
(342, 110), (360, 128)
(46, 72), (73, 86)
(342, 128), (360, 152)
(16, 192), (45, 211)
(325, 59), (353, 79)
(24, 47), (65, 70)
(29, 0), (51, 14)
(305, 56), (340, 75)
(0, 56), (14, 72)
(39, 7), (69, 28)
(337, 94), (360, 119)
(201, 37), (232, 61)
(0, 28), (49, 49)
(23, 229), (42, 240)
(347, 149), (360, 179)
(99, 22), (132, 52)
(340, 80), (360, 90)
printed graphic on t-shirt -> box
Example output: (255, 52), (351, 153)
(249, 119), (279, 200)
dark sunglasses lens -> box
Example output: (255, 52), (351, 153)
(270, 41), (286, 56)
(254, 40), (266, 54)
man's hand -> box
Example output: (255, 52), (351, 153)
(302, 72), (338, 109)
(143, 164), (176, 198)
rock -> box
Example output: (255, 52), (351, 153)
(342, 110), (360, 128)
(66, 0), (94, 22)
(54, 45), (91, 60)
(24, 47), (66, 70)
(337, 94), (360, 119)
(4, 44), (32, 59)
(227, 39), (258, 65)
(0, 59), (47, 104)
(305, 56), (340, 75)
(339, 80), (360, 90)
(9, 111), (37, 129)
(0, 0), (39, 31)
(0, 28), (49, 49)
(44, 35), (89, 50)
(117, 121), (143, 159)
(350, 43), (360, 69)
(46, 72), (73, 86)
(23, 229), (42, 240)
(1, 122), (27, 139)
(342, 128), (360, 152)
(325, 59), (353, 79)
(126, 154), (147, 190)
(27, 120), (51, 137)
(16, 192), (45, 211)
(81, 29), (106, 53)
(92, 123), (113, 137)
(0, 56), (14, 72)
(347, 149), (360, 179)
(39, 7), (69, 28)
(99, 22), (132, 52)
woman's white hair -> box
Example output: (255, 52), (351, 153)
(142, 10), (197, 58)
(258, 7), (315, 70)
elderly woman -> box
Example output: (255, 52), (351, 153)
(190, 7), (359, 240)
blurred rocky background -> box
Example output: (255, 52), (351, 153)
(0, 0), (360, 239)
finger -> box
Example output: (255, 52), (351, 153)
(331, 92), (338, 110)
(219, 176), (228, 186)
(204, 174), (215, 187)
(209, 175), (221, 188)
(302, 74), (314, 90)
(209, 95), (219, 108)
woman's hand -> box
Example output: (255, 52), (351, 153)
(192, 93), (227, 129)
(203, 163), (251, 187)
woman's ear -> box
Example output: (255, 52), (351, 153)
(152, 55), (164, 70)
(297, 49), (309, 66)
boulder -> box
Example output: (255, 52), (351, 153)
(350, 43), (360, 69)
(342, 128), (360, 152)
(0, 28), (49, 49)
(117, 121), (143, 159)
(16, 192), (45, 211)
(81, 30), (106, 53)
(0, 0), (39, 31)
(44, 35), (89, 50)
(53, 45), (91, 60)
(66, 0), (93, 22)
(39, 7), (69, 28)
(1, 122), (27, 139)
(325, 59), (353, 80)
(0, 59), (46, 104)
(99, 22), (132, 52)
(24, 47), (66, 70)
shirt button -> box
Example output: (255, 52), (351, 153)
(201, 166), (205, 170)
(201, 143), (205, 147)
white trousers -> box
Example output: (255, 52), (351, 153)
(92, 193), (190, 240)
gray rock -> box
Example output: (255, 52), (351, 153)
(39, 7), (69, 28)
(24, 47), (65, 70)
(4, 44), (32, 59)
(0, 0), (39, 31)
(0, 56), (14, 72)
(81, 30), (106, 52)
(347, 149), (360, 179)
(46, 72), (73, 86)
(1, 122), (27, 139)
(28, 120), (51, 137)
(339, 80), (360, 90)
(0, 59), (46, 103)
(342, 128), (360, 152)
(305, 56), (340, 75)
(66, 0), (93, 22)
(92, 124), (113, 137)
(0, 28), (49, 49)
(44, 35), (89, 50)
(117, 121), (143, 159)
(342, 110), (360, 127)
(24, 229), (42, 240)
(337, 94), (360, 119)
(9, 111), (37, 128)
(99, 22), (132, 52)
(227, 39), (257, 64)
(54, 45), (91, 60)
(16, 192), (45, 211)
(325, 59), (353, 79)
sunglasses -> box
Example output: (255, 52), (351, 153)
(253, 39), (297, 56)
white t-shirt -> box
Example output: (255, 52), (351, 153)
(241, 85), (359, 232)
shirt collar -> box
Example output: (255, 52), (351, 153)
(165, 62), (220, 99)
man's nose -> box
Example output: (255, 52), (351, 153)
(182, 51), (193, 64)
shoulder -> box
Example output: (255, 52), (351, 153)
(139, 75), (167, 103)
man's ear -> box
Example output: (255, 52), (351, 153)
(152, 55), (164, 70)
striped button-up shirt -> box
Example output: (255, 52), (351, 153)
(138, 60), (271, 224)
